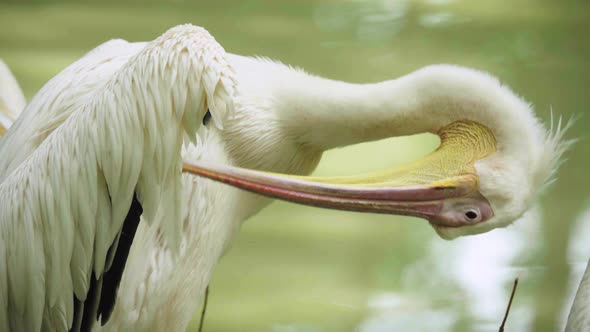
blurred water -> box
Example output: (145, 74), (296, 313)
(360, 208), (542, 331)
(1, 0), (589, 331)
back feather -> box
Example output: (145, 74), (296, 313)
(0, 24), (236, 331)
(0, 59), (26, 135)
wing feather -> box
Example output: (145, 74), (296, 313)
(566, 259), (590, 331)
(0, 232), (8, 332)
(0, 24), (236, 331)
(0, 59), (26, 135)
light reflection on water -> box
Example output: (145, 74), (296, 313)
(313, 0), (409, 43)
(314, 0), (467, 45)
(418, 12), (462, 28)
(360, 209), (542, 331)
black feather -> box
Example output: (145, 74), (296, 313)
(77, 273), (103, 332)
(70, 293), (84, 331)
(69, 194), (143, 331)
(202, 109), (211, 126)
(98, 194), (143, 324)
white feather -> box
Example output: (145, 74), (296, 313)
(0, 59), (26, 134)
(0, 24), (236, 331)
(567, 260), (590, 331)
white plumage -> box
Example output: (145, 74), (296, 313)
(0, 24), (235, 331)
(0, 24), (570, 331)
(0, 59), (26, 134)
(567, 260), (590, 331)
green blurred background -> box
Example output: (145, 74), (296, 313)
(1, 0), (589, 331)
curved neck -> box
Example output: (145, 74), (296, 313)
(274, 65), (530, 152)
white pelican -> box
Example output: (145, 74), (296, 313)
(0, 25), (235, 331)
(0, 24), (569, 331)
(0, 59), (26, 134)
(567, 260), (590, 331)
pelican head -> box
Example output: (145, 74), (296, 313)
(184, 58), (570, 240)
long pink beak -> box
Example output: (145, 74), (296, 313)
(182, 160), (494, 228)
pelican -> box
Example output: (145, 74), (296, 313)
(0, 59), (26, 134)
(0, 25), (235, 331)
(567, 260), (590, 331)
(0, 24), (569, 331)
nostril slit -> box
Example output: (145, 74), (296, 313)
(465, 210), (478, 220)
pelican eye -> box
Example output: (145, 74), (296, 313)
(464, 210), (479, 221)
(202, 110), (212, 126)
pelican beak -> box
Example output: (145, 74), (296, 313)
(182, 121), (498, 229)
